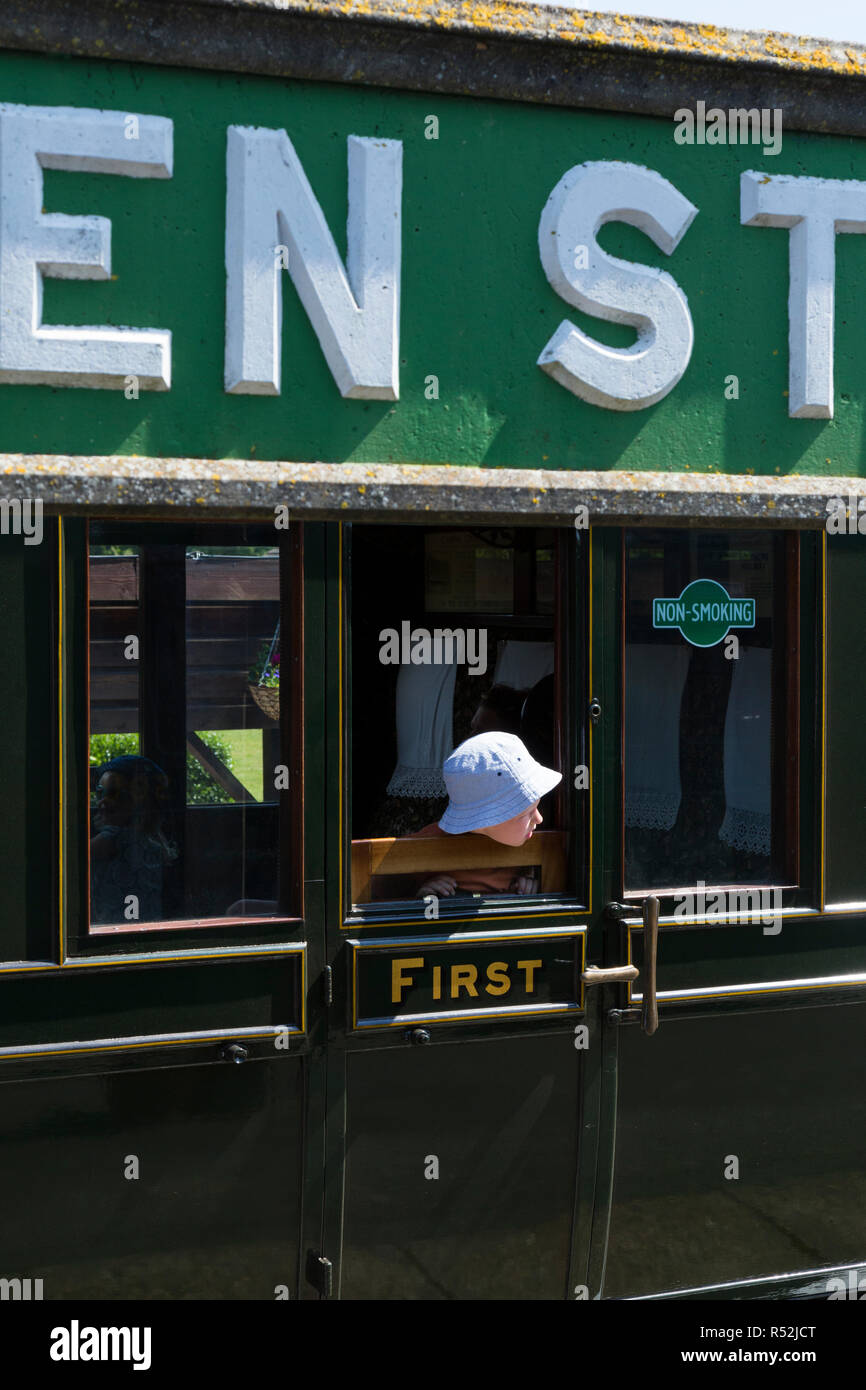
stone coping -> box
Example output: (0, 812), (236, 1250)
(2, 0), (866, 136)
(2, 454), (861, 526)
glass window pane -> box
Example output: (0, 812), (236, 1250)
(624, 529), (789, 892)
(88, 529), (286, 929)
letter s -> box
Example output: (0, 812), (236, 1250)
(537, 161), (697, 410)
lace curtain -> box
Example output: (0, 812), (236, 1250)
(625, 642), (771, 856)
(386, 662), (456, 798)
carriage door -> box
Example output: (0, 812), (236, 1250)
(0, 516), (314, 1302)
(602, 525), (833, 1299)
(324, 518), (623, 1300)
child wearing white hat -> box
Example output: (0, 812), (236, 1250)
(411, 731), (562, 898)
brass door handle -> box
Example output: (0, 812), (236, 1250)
(641, 895), (659, 1036)
(600, 896), (660, 1033)
(581, 964), (639, 985)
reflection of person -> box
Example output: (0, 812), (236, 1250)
(412, 731), (561, 899)
(90, 756), (176, 925)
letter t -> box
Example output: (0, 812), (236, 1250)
(741, 170), (866, 419)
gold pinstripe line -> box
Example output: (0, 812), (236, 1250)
(58, 517), (64, 962)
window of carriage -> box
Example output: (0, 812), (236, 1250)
(349, 524), (580, 910)
(87, 522), (298, 932)
(623, 528), (798, 896)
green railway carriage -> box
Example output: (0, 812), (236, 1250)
(1, 0), (866, 1303)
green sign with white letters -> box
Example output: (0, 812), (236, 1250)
(652, 578), (755, 647)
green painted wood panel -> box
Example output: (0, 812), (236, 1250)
(825, 535), (866, 903)
(0, 51), (863, 475)
(0, 1056), (303, 1298)
(0, 528), (56, 964)
(0, 957), (300, 1048)
(341, 1035), (580, 1299)
(605, 1002), (866, 1297)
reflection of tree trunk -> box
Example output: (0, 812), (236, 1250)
(676, 647), (733, 861)
(140, 544), (187, 919)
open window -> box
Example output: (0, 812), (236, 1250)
(86, 521), (300, 933)
(348, 524), (582, 914)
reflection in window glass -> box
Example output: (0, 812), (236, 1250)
(352, 525), (569, 905)
(624, 529), (789, 891)
(88, 532), (284, 928)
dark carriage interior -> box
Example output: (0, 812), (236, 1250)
(349, 523), (570, 900)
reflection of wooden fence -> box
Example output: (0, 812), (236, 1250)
(89, 555), (280, 733)
(351, 829), (567, 903)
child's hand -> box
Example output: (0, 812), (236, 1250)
(415, 876), (458, 898)
(511, 875), (539, 895)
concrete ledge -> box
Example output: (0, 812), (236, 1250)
(1, 454), (861, 526)
(2, 0), (866, 137)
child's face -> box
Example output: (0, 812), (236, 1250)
(476, 800), (542, 846)
(95, 772), (132, 827)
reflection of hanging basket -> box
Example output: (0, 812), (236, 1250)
(248, 682), (280, 721)
(248, 619), (280, 721)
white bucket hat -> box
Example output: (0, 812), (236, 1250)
(438, 731), (562, 835)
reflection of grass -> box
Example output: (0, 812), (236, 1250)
(211, 729), (263, 802)
(92, 731), (266, 804)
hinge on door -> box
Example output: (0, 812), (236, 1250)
(323, 965), (333, 1006)
(608, 1007), (642, 1025)
(604, 901), (635, 921)
(306, 1251), (333, 1298)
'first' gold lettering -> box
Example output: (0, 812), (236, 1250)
(392, 957), (424, 1004)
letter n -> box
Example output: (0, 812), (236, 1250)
(225, 127), (402, 399)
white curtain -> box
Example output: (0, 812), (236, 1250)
(493, 640), (555, 691)
(385, 661), (456, 798)
(720, 647), (772, 855)
(625, 644), (691, 831)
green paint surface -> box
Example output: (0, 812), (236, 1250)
(2, 50), (866, 475)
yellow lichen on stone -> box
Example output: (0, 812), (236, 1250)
(696, 23), (727, 42)
(318, 0), (866, 76)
